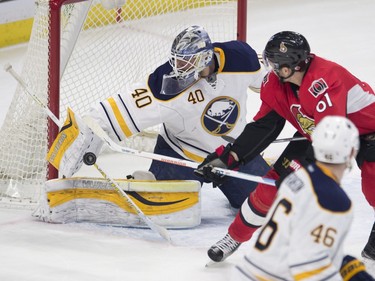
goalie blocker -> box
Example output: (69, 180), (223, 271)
(34, 177), (201, 229)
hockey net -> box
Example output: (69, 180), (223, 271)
(0, 0), (244, 208)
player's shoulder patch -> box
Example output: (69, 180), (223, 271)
(284, 172), (305, 193)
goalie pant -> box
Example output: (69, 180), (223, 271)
(231, 161), (354, 281)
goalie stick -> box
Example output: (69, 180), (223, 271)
(4, 63), (172, 243)
(85, 160), (171, 243)
(82, 116), (276, 187)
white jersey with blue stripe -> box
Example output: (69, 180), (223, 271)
(87, 41), (266, 162)
(232, 162), (353, 281)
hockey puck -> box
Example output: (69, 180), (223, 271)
(83, 152), (97, 166)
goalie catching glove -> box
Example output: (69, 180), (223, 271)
(194, 144), (240, 187)
(47, 108), (103, 177)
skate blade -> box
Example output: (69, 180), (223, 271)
(205, 259), (224, 267)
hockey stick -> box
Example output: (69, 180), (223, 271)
(4, 63), (172, 243)
(221, 135), (307, 144)
(87, 160), (171, 243)
(82, 116), (276, 187)
(4, 63), (63, 127)
(272, 136), (307, 143)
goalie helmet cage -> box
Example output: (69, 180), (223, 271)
(0, 0), (247, 208)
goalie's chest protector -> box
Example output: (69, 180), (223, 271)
(157, 73), (249, 159)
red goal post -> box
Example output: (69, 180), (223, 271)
(0, 0), (247, 207)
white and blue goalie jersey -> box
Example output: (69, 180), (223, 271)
(232, 162), (353, 281)
(88, 41), (266, 162)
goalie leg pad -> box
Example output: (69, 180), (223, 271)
(35, 177), (201, 229)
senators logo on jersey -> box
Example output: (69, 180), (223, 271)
(290, 104), (315, 135)
(201, 96), (240, 136)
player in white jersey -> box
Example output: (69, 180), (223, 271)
(48, 26), (270, 208)
(231, 116), (374, 280)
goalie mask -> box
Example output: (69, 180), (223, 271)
(312, 116), (359, 165)
(161, 26), (214, 95)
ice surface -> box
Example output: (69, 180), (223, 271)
(0, 0), (374, 280)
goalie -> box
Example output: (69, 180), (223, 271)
(47, 25), (271, 210)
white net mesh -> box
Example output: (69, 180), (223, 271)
(0, 0), (239, 207)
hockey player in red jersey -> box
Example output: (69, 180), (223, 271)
(195, 31), (375, 264)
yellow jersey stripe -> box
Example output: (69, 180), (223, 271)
(294, 264), (332, 280)
(214, 47), (226, 73)
(182, 148), (204, 163)
(107, 97), (132, 137)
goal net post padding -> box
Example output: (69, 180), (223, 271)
(0, 0), (245, 207)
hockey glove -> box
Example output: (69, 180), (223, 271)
(194, 144), (239, 187)
(356, 133), (375, 167)
(340, 255), (375, 281)
(47, 108), (103, 178)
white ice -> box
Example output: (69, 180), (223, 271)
(0, 0), (374, 280)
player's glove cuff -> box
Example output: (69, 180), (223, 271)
(340, 255), (375, 281)
(194, 144), (239, 187)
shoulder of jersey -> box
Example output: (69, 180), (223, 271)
(213, 41), (260, 72)
(261, 70), (279, 89)
(299, 163), (351, 213)
(302, 55), (343, 83)
(147, 61), (175, 101)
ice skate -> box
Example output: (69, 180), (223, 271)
(207, 233), (241, 262)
